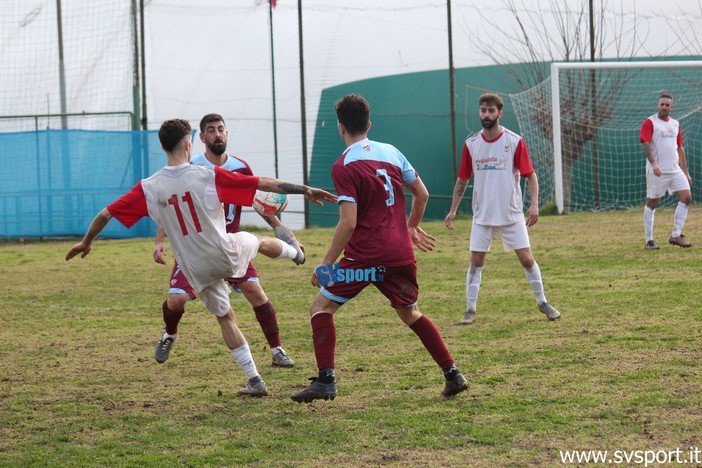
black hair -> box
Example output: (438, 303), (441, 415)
(335, 94), (370, 136)
(158, 119), (191, 152)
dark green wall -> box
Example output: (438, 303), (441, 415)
(308, 63), (541, 227)
(308, 59), (702, 226)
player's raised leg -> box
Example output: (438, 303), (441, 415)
(253, 232), (305, 265)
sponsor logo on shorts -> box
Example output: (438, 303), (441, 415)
(315, 263), (386, 287)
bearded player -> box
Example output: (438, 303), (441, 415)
(152, 114), (300, 369)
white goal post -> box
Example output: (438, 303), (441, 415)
(549, 60), (702, 214)
(551, 61), (702, 213)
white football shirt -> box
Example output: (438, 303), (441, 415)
(459, 128), (535, 226)
(107, 164), (258, 292)
(640, 114), (683, 174)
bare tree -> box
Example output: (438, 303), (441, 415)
(468, 0), (702, 211)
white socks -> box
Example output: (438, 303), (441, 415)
(274, 238), (298, 259)
(524, 262), (547, 304)
(644, 206), (655, 242)
(466, 264), (483, 311)
(672, 201), (689, 237)
(467, 261), (547, 308)
(230, 343), (260, 380)
(644, 203), (689, 239)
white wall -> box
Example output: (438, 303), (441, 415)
(3, 0), (701, 228)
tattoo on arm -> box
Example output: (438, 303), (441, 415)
(455, 180), (467, 198)
(262, 215), (276, 227)
(276, 182), (308, 194)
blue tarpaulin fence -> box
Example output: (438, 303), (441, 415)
(0, 129), (166, 239)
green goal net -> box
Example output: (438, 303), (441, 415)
(510, 60), (702, 213)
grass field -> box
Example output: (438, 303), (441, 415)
(1, 208), (701, 466)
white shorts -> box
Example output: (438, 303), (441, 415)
(226, 231), (260, 278)
(198, 280), (234, 317)
(470, 221), (531, 252)
(198, 231), (260, 317)
(646, 171), (690, 199)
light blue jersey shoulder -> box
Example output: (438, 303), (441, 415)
(343, 139), (417, 184)
(190, 153), (248, 172)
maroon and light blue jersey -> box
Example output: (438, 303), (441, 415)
(190, 153), (253, 233)
(331, 138), (418, 266)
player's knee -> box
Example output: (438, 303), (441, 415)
(396, 306), (421, 326)
(257, 236), (279, 257)
(215, 307), (235, 320)
(240, 282), (267, 304)
(167, 294), (189, 311)
(519, 255), (535, 269)
(257, 236), (271, 249)
(310, 293), (338, 316)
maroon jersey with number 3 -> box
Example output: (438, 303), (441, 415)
(331, 138), (418, 266)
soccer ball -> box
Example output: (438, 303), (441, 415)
(252, 190), (288, 216)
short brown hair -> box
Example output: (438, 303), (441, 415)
(335, 94), (370, 136)
(659, 92), (673, 102)
(479, 93), (504, 111)
(158, 119), (191, 152)
(199, 113), (225, 132)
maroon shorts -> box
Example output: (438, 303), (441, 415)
(320, 259), (418, 309)
(169, 261), (259, 299)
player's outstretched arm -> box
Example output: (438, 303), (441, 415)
(257, 177), (337, 206)
(65, 208), (113, 261)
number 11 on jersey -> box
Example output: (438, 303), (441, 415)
(168, 192), (202, 236)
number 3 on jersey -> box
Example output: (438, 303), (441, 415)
(376, 169), (395, 207)
(168, 192), (202, 236)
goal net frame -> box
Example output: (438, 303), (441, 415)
(550, 60), (702, 214)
